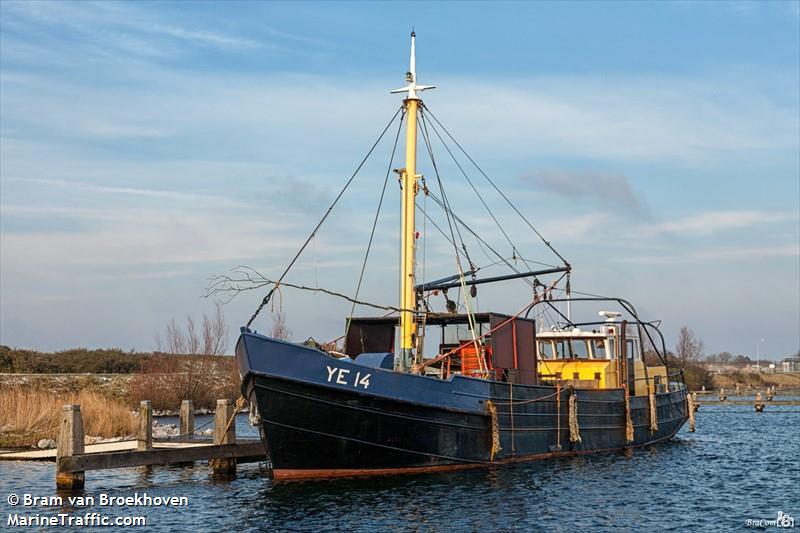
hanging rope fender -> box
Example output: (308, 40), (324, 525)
(568, 389), (581, 444)
(687, 392), (697, 433)
(624, 385), (634, 443)
(649, 391), (659, 433)
(555, 383), (562, 450)
(486, 400), (502, 461)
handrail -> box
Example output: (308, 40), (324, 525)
(525, 296), (682, 387)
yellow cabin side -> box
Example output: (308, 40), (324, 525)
(536, 359), (617, 389)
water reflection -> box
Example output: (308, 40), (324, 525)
(1, 405), (797, 531)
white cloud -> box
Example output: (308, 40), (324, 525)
(622, 244), (799, 264)
(2, 177), (244, 208)
(2, 67), (797, 164)
(654, 210), (796, 236)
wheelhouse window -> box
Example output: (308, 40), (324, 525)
(592, 339), (607, 359)
(626, 339), (637, 360)
(554, 339), (570, 359)
(538, 340), (555, 359)
(571, 339), (591, 359)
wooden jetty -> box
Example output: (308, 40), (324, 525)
(0, 399), (267, 489)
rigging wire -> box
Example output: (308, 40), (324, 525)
(245, 106), (404, 328)
(425, 190), (536, 289)
(423, 188), (574, 327)
(418, 110), (475, 273)
(423, 106), (571, 269)
(345, 109), (406, 339)
(420, 106), (523, 271)
(420, 106), (548, 274)
(415, 199), (470, 265)
(417, 104), (484, 371)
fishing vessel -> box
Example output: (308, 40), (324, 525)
(226, 33), (689, 481)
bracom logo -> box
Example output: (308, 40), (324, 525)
(745, 511), (795, 529)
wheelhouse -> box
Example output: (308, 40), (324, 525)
(344, 300), (677, 397)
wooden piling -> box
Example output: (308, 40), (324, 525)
(755, 392), (765, 412)
(56, 404), (85, 490)
(138, 400), (153, 451)
(180, 400), (195, 436)
(210, 399), (236, 474)
(718, 387), (726, 401)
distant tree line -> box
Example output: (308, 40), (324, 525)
(702, 352), (754, 366)
(0, 346), (241, 375)
(0, 346), (147, 374)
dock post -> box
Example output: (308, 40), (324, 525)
(56, 404), (85, 490)
(210, 399), (236, 474)
(138, 400), (153, 451)
(180, 400), (195, 436)
(754, 392), (765, 412)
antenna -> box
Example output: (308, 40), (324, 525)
(390, 31), (436, 99)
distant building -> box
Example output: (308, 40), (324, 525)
(781, 356), (800, 373)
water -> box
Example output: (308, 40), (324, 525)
(1, 406), (798, 532)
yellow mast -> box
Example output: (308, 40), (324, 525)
(391, 31), (435, 372)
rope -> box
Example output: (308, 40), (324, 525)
(649, 391), (659, 433)
(423, 105), (570, 268)
(220, 396), (247, 440)
(244, 106), (403, 328)
(421, 107), (523, 267)
(624, 385), (634, 443)
(486, 400), (502, 461)
(687, 392), (696, 433)
(556, 383), (562, 450)
(491, 388), (561, 406)
(418, 108), (483, 363)
(568, 389), (582, 443)
(213, 274), (416, 314)
(411, 299), (535, 372)
(425, 192), (536, 291)
(248, 398), (261, 426)
(509, 380), (515, 453)
(345, 109), (406, 340)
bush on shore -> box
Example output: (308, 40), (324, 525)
(128, 355), (240, 411)
(0, 346), (144, 374)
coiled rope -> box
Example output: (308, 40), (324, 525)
(649, 392), (659, 433)
(486, 400), (502, 461)
(568, 390), (581, 443)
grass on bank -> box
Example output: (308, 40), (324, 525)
(0, 386), (137, 448)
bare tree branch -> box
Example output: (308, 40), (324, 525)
(205, 266), (412, 314)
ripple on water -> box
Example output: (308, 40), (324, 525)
(0, 406), (798, 532)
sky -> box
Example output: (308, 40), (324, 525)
(1, 0), (798, 359)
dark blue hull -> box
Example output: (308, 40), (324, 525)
(236, 331), (688, 481)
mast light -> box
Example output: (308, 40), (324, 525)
(390, 31), (436, 100)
